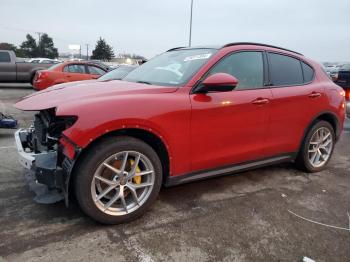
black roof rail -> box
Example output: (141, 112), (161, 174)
(222, 42), (303, 56)
(166, 46), (187, 52)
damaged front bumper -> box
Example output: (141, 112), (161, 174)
(14, 128), (74, 205)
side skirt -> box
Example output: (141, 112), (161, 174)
(165, 153), (296, 187)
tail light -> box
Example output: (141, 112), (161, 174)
(345, 90), (350, 101)
(37, 71), (48, 80)
(340, 89), (350, 101)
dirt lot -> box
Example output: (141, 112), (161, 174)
(1, 85), (350, 262)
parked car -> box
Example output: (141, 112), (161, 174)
(44, 65), (138, 90)
(14, 42), (345, 224)
(86, 60), (112, 72)
(324, 64), (340, 79)
(32, 61), (108, 90)
(0, 50), (54, 84)
(334, 63), (350, 117)
(98, 65), (137, 80)
(27, 58), (60, 64)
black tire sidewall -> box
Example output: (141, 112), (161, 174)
(74, 136), (163, 224)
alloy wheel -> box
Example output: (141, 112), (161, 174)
(91, 151), (155, 216)
(307, 127), (333, 168)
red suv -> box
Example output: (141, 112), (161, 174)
(15, 43), (345, 224)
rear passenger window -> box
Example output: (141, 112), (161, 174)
(0, 52), (11, 62)
(208, 51), (264, 90)
(268, 53), (303, 86)
(301, 62), (314, 83)
(64, 64), (86, 74)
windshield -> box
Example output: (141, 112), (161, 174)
(99, 66), (136, 81)
(123, 48), (217, 87)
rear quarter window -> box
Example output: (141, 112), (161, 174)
(301, 62), (314, 83)
(268, 53), (303, 86)
(0, 52), (11, 63)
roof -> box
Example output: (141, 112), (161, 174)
(167, 42), (302, 56)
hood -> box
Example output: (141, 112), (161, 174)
(45, 79), (98, 91)
(15, 80), (178, 111)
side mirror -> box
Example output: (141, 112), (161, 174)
(194, 73), (238, 93)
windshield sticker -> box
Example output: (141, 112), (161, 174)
(184, 53), (212, 62)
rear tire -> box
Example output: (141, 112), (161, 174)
(30, 72), (36, 87)
(296, 120), (335, 172)
(74, 136), (162, 224)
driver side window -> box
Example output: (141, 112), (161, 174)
(208, 51), (264, 90)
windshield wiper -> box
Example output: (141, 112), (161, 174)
(136, 80), (152, 85)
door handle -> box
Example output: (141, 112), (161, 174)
(308, 92), (321, 99)
(251, 98), (270, 105)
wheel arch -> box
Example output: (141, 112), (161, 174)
(298, 111), (340, 153)
(67, 128), (170, 203)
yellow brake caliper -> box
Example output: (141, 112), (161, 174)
(130, 159), (141, 184)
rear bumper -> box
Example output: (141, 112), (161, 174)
(14, 129), (72, 204)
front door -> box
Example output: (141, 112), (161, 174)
(190, 51), (272, 172)
(0, 51), (16, 81)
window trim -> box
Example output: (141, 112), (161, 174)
(191, 50), (268, 94)
(266, 51), (315, 88)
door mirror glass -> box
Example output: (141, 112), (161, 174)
(195, 73), (238, 93)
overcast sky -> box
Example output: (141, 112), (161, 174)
(0, 0), (349, 61)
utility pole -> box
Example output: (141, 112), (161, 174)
(189, 0), (194, 47)
(35, 31), (44, 57)
(86, 44), (89, 60)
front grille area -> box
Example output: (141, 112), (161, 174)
(32, 109), (57, 153)
(34, 114), (48, 147)
(31, 109), (77, 154)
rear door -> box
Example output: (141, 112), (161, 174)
(190, 51), (273, 172)
(63, 64), (90, 82)
(87, 65), (106, 79)
(265, 52), (326, 156)
(0, 51), (16, 81)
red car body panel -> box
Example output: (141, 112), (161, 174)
(16, 44), (345, 178)
(33, 61), (105, 91)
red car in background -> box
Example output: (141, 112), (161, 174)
(33, 61), (108, 90)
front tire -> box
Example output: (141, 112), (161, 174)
(74, 136), (162, 224)
(296, 120), (335, 172)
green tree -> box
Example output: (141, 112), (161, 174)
(91, 37), (114, 61)
(19, 34), (38, 58)
(38, 33), (58, 59)
(0, 42), (24, 57)
(19, 33), (58, 58)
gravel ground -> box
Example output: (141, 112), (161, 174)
(1, 85), (350, 262)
